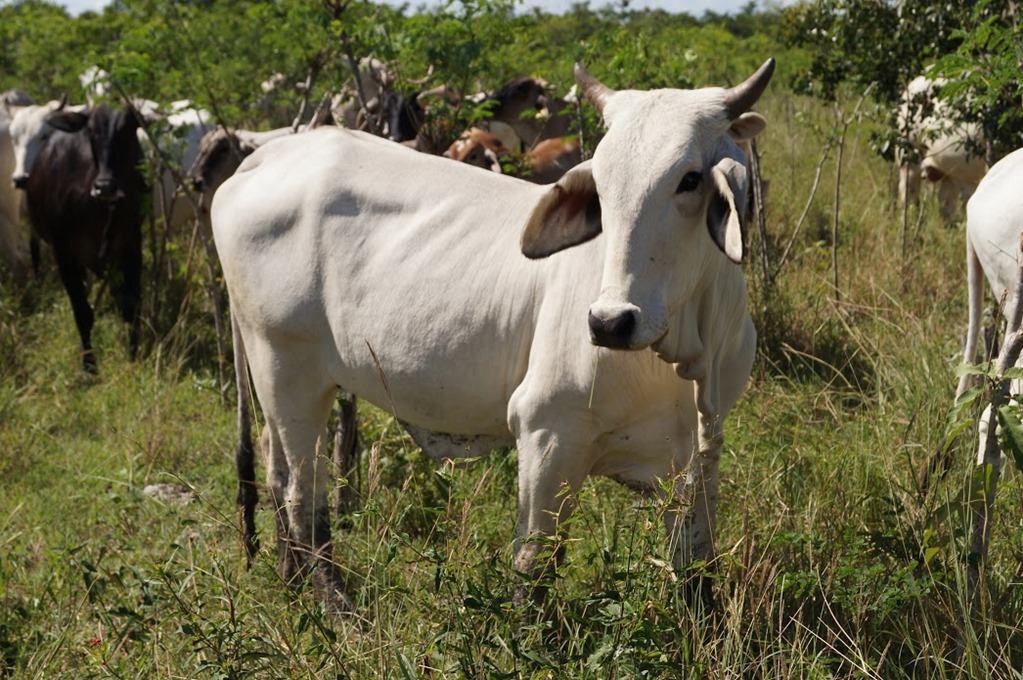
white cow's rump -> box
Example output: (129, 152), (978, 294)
(213, 60), (773, 613)
(897, 75), (986, 222)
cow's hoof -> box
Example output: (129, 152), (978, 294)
(313, 563), (355, 616)
(679, 570), (715, 613)
(277, 544), (309, 587)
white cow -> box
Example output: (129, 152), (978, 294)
(0, 109), (31, 279)
(9, 100), (90, 190)
(213, 60), (774, 611)
(141, 100), (213, 233)
(957, 147), (1023, 407)
(954, 148), (1023, 485)
(897, 75), (986, 222)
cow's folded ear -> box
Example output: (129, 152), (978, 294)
(706, 157), (748, 264)
(46, 110), (89, 134)
(521, 160), (602, 259)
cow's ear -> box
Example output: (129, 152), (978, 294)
(239, 138), (260, 155)
(706, 157), (748, 264)
(46, 110), (89, 134)
(727, 112), (767, 145)
(521, 160), (601, 259)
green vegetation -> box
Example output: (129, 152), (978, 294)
(2, 0), (1022, 676)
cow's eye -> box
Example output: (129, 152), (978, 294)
(676, 171), (702, 193)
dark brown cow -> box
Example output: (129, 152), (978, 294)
(476, 77), (572, 148)
(22, 104), (145, 372)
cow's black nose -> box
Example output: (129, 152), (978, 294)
(12, 175), (27, 190)
(91, 179), (120, 201)
(588, 309), (636, 349)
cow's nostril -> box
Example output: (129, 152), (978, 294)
(588, 309), (636, 349)
(12, 175), (27, 190)
(91, 179), (120, 200)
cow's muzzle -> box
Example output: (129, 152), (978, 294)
(12, 174), (27, 190)
(588, 307), (637, 349)
(91, 180), (123, 201)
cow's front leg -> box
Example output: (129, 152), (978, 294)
(511, 430), (589, 608)
(665, 409), (723, 607)
(54, 247), (96, 373)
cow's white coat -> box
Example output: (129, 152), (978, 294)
(957, 147), (1023, 467)
(0, 110), (31, 279)
(897, 75), (987, 220)
(213, 62), (771, 608)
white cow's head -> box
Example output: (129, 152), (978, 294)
(521, 60), (773, 351)
(9, 99), (75, 189)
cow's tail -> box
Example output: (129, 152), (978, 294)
(957, 234), (984, 400)
(232, 309), (260, 565)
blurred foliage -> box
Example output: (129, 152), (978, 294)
(0, 0), (793, 128)
(783, 0), (1022, 162)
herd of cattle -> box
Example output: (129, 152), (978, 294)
(0, 59), (585, 372)
(1, 57), (1020, 614)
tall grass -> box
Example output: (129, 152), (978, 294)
(1, 89), (1021, 678)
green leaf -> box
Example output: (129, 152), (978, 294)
(996, 405), (1023, 471)
(955, 361), (992, 378)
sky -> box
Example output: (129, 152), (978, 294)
(57, 0), (778, 17)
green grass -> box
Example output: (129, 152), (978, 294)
(2, 90), (1022, 678)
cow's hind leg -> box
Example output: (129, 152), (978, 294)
(253, 355), (352, 612)
(111, 233), (142, 360)
(261, 425), (304, 584)
(332, 393), (360, 518)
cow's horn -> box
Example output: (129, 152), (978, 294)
(723, 58), (776, 119)
(574, 63), (615, 114)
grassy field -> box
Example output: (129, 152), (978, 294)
(1, 88), (1021, 678)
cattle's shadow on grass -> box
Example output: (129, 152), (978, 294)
(754, 296), (874, 400)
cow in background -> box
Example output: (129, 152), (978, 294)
(896, 75), (986, 222)
(0, 90), (34, 279)
(21, 104), (146, 372)
(139, 100), (213, 233)
(445, 127), (582, 183)
(188, 126), (295, 224)
(79, 66), (212, 233)
(469, 76), (573, 150)
(331, 58), (426, 144)
(1, 90), (33, 111)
